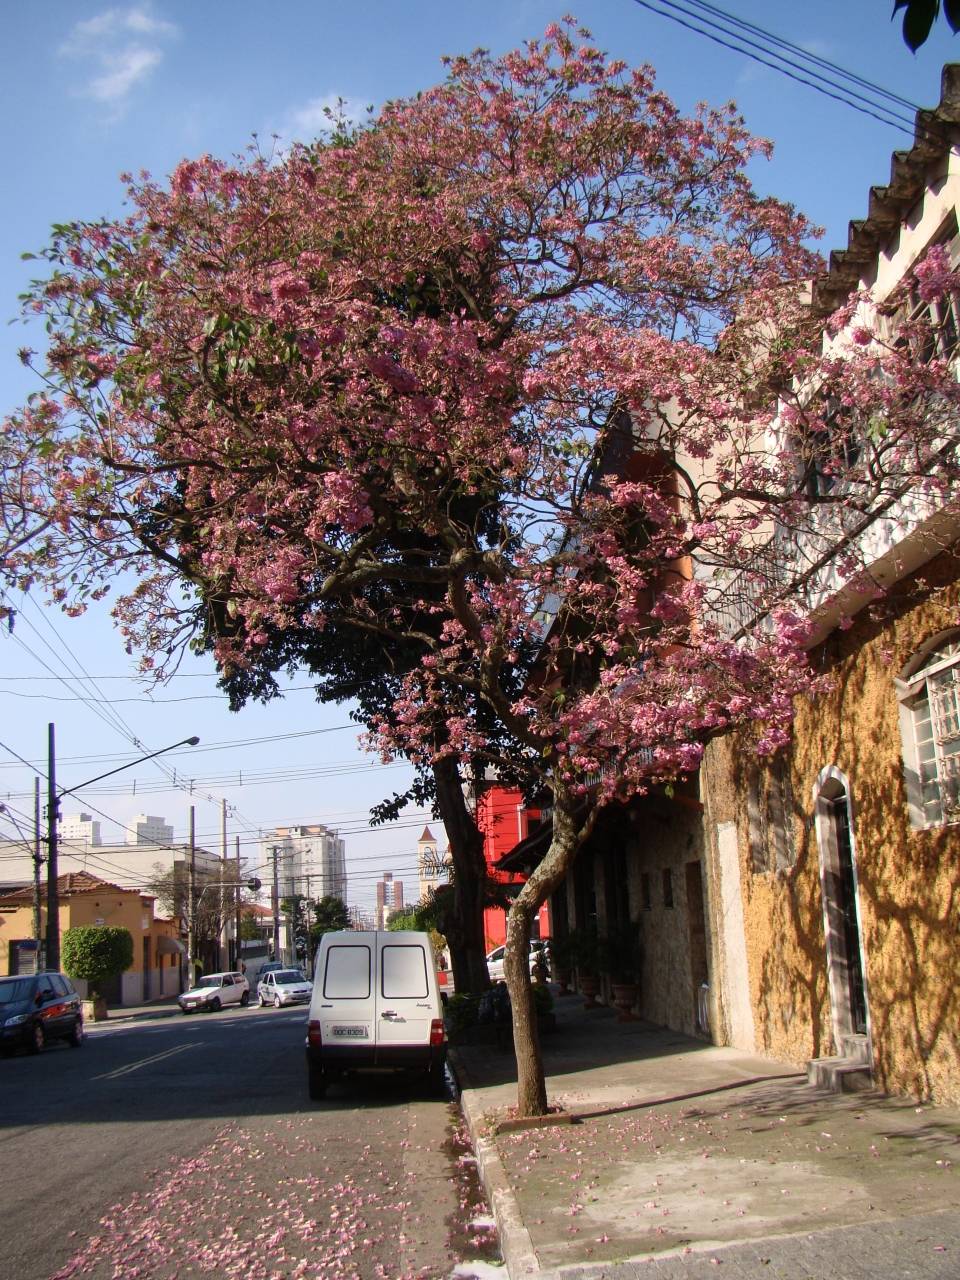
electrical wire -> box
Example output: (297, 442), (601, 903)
(0, 723), (360, 772)
(630, 0), (926, 139)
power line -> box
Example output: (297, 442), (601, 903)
(681, 0), (921, 114)
(0, 724), (360, 772)
(630, 0), (924, 138)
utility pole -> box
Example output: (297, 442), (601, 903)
(45, 722), (60, 971)
(271, 844), (281, 961)
(187, 805), (196, 986)
(219, 797), (228, 971)
(33, 777), (43, 949)
(235, 834), (242, 971)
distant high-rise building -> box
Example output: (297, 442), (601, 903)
(261, 824), (347, 903)
(128, 814), (173, 846)
(60, 813), (102, 846)
(374, 871), (405, 929)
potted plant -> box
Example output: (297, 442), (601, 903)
(546, 932), (576, 996)
(599, 923), (643, 1021)
(62, 925), (134, 1022)
(570, 925), (602, 1009)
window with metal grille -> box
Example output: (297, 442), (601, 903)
(888, 216), (960, 365)
(747, 754), (797, 873)
(898, 634), (960, 828)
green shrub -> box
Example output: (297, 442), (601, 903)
(62, 926), (134, 998)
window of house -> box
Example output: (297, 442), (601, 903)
(889, 215), (960, 364)
(661, 867), (674, 909)
(804, 398), (862, 500)
(897, 632), (960, 828)
(747, 754), (797, 874)
(640, 871), (651, 910)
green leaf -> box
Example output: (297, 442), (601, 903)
(900, 0), (938, 50)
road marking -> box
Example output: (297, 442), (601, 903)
(91, 1043), (199, 1080)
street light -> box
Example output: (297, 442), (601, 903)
(57, 736), (201, 798)
(45, 729), (200, 970)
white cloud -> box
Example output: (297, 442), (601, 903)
(88, 46), (163, 103)
(59, 5), (178, 108)
(272, 93), (374, 150)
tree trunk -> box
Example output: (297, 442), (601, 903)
(505, 789), (586, 1117)
(432, 757), (490, 994)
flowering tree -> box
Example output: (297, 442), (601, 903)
(4, 23), (960, 1115)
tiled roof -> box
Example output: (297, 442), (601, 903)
(815, 63), (960, 315)
(0, 870), (127, 903)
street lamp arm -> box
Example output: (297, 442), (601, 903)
(58, 735), (200, 798)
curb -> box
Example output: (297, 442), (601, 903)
(449, 1044), (542, 1278)
(89, 1006), (180, 1025)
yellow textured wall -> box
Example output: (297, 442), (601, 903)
(705, 554), (960, 1104)
(702, 736), (831, 1066)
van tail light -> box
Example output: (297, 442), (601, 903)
(430, 1018), (445, 1046)
(307, 1019), (323, 1047)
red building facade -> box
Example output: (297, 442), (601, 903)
(476, 784), (550, 950)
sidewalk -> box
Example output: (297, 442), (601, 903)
(89, 995), (181, 1023)
(450, 992), (960, 1280)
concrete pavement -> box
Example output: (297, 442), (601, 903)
(450, 991), (960, 1280)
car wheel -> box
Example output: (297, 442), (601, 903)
(308, 1067), (326, 1100)
(28, 1022), (45, 1055)
(274, 994), (282, 1009)
(208, 996), (221, 1012)
(68, 1020), (84, 1048)
(258, 993), (266, 1007)
(428, 1061), (446, 1096)
(240, 991), (249, 1007)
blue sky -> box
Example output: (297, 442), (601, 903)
(1, 1), (957, 911)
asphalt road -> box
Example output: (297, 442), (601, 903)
(0, 1005), (500, 1280)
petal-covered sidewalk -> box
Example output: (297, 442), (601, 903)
(450, 995), (960, 1279)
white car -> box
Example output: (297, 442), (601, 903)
(178, 971), (250, 1014)
(485, 941), (550, 982)
(257, 968), (312, 1008)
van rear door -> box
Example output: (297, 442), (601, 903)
(375, 933), (433, 1052)
(317, 935), (374, 1050)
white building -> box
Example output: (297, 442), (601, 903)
(261, 824), (347, 903)
(59, 812), (102, 846)
(128, 814), (174, 845)
(0, 836), (224, 895)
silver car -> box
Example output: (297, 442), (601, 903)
(485, 941), (550, 982)
(257, 968), (312, 1008)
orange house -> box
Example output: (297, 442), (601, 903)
(0, 871), (183, 1004)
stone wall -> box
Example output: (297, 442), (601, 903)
(703, 550), (960, 1104)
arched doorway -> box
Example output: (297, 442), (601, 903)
(813, 768), (869, 1052)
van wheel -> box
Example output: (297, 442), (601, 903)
(308, 1068), (326, 1100)
(428, 1061), (446, 1096)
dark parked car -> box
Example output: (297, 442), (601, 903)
(0, 972), (84, 1054)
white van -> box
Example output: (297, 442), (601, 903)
(305, 930), (446, 1099)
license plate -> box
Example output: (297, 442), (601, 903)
(332, 1025), (367, 1038)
